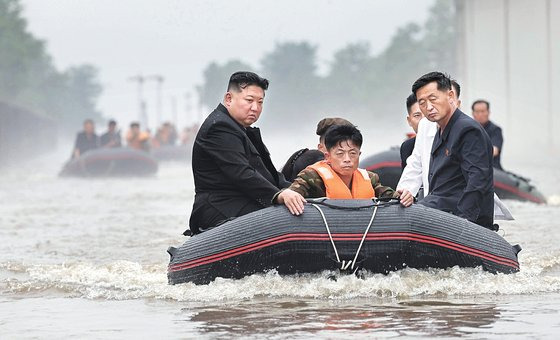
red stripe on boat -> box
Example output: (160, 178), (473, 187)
(168, 232), (519, 272)
(365, 161), (401, 171)
(494, 181), (545, 204)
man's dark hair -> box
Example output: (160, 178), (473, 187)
(406, 93), (417, 115)
(130, 122), (140, 128)
(324, 125), (363, 150)
(471, 99), (490, 111)
(316, 117), (354, 140)
(227, 71), (269, 92)
(108, 120), (116, 126)
(451, 80), (461, 98)
(412, 71), (452, 96)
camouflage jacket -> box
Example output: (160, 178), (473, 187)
(288, 167), (398, 199)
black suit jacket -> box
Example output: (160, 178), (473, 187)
(421, 109), (494, 229)
(189, 104), (290, 233)
(399, 137), (416, 170)
(281, 148), (325, 182)
(73, 131), (98, 158)
(483, 120), (504, 170)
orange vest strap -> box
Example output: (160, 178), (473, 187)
(309, 161), (375, 199)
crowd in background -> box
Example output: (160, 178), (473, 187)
(71, 119), (199, 159)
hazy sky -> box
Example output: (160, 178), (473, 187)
(21, 0), (433, 129)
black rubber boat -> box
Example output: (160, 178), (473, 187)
(59, 148), (158, 177)
(167, 199), (521, 285)
(151, 145), (191, 162)
(360, 147), (547, 204)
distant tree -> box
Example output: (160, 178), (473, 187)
(195, 0), (458, 132)
(0, 0), (103, 127)
(196, 59), (255, 111)
(355, 0), (458, 128)
(260, 42), (320, 123)
(421, 0), (458, 73)
(361, 22), (427, 122)
(322, 42), (373, 113)
(0, 0), (48, 98)
(56, 65), (103, 128)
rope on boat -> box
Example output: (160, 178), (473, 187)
(311, 203), (340, 264)
(311, 201), (379, 272)
(351, 204), (378, 270)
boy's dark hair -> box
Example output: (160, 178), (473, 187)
(451, 79), (461, 98)
(406, 93), (417, 115)
(412, 71), (452, 96)
(471, 99), (490, 111)
(324, 125), (363, 150)
(130, 122), (140, 128)
(108, 120), (116, 126)
(227, 71), (269, 92)
(316, 117), (354, 141)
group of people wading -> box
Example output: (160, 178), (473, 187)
(188, 71), (500, 235)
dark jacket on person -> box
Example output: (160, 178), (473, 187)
(100, 131), (122, 148)
(420, 109), (494, 229)
(189, 103), (290, 234)
(281, 148), (325, 182)
(482, 120), (504, 170)
(400, 137), (416, 170)
(73, 132), (99, 158)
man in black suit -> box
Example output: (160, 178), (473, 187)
(72, 119), (99, 159)
(413, 72), (494, 229)
(189, 71), (298, 234)
(472, 99), (504, 170)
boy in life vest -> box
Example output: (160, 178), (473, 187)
(275, 125), (414, 215)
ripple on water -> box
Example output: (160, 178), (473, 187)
(2, 250), (560, 302)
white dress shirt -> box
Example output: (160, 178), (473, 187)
(396, 117), (513, 221)
(397, 118), (437, 196)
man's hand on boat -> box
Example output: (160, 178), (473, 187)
(276, 189), (306, 215)
(397, 189), (414, 207)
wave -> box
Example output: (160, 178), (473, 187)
(2, 251), (560, 302)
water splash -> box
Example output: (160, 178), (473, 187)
(3, 251), (560, 302)
(547, 195), (560, 206)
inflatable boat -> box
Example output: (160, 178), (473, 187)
(59, 148), (158, 177)
(360, 147), (546, 204)
(151, 144), (191, 162)
(167, 199), (521, 285)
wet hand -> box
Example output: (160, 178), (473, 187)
(397, 189), (414, 207)
(277, 189), (306, 215)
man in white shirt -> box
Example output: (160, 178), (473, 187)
(396, 80), (512, 222)
(396, 80), (461, 196)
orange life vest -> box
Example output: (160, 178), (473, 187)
(309, 161), (375, 199)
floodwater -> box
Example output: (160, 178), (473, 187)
(1, 145), (560, 339)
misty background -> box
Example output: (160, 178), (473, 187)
(1, 0), (558, 166)
(1, 0), (449, 161)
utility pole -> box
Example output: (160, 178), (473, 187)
(171, 96), (178, 127)
(128, 74), (147, 128)
(185, 92), (192, 124)
(147, 75), (164, 127)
